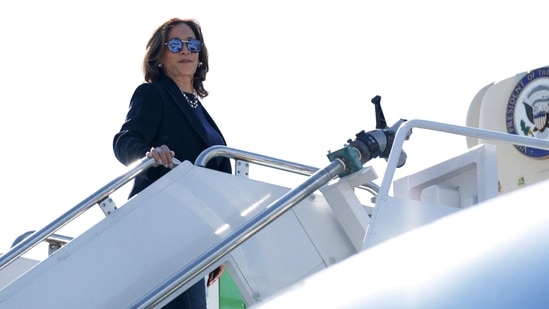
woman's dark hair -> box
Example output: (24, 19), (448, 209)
(143, 18), (209, 98)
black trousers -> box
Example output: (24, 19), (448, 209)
(162, 279), (207, 309)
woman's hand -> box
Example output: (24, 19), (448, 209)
(146, 145), (175, 168)
(207, 264), (224, 287)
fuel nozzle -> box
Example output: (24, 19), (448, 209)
(348, 95), (409, 168)
(328, 95), (410, 177)
(327, 95), (410, 177)
(348, 119), (408, 168)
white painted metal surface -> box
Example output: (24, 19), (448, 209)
(252, 178), (549, 309)
(0, 160), (358, 308)
(363, 144), (498, 250)
(393, 144), (498, 206)
(0, 256), (39, 289)
(320, 166), (378, 251)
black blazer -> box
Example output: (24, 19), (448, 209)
(113, 75), (231, 197)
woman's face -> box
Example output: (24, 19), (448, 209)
(161, 23), (201, 81)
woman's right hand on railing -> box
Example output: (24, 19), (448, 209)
(146, 145), (175, 168)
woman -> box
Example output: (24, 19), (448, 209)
(113, 17), (230, 308)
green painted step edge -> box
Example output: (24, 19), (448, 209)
(219, 272), (247, 309)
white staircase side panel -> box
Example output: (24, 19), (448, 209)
(0, 256), (39, 289)
(0, 161), (357, 308)
(320, 166), (378, 251)
(229, 190), (357, 305)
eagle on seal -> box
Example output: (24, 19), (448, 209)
(523, 97), (549, 133)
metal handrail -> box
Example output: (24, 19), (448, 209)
(195, 145), (380, 195)
(380, 119), (549, 198)
(0, 157), (160, 271)
(131, 158), (348, 308)
(196, 146), (319, 175)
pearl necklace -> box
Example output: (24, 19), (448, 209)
(181, 91), (199, 108)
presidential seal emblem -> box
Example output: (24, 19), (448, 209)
(506, 66), (549, 158)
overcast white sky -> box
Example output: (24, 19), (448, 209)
(1, 0), (548, 259)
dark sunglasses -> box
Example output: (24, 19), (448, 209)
(165, 38), (201, 53)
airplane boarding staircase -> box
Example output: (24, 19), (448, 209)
(0, 145), (378, 308)
(1, 103), (549, 307)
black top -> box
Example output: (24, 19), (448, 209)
(113, 75), (231, 197)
